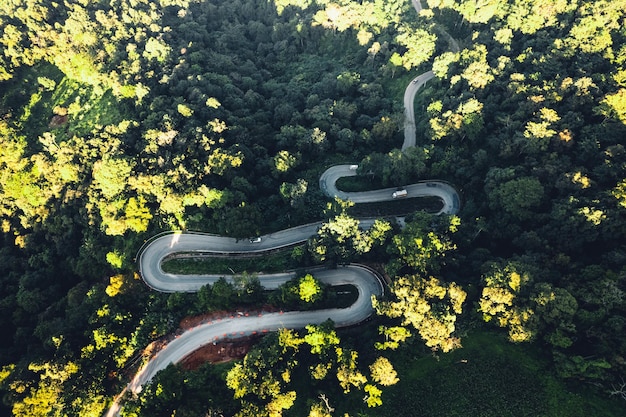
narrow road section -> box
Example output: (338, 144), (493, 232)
(105, 1), (460, 415)
(135, 240), (383, 391)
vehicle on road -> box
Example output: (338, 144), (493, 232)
(349, 165), (359, 170)
(392, 189), (408, 198)
(249, 237), (262, 243)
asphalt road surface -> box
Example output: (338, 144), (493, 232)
(319, 164), (459, 214)
(403, 70), (435, 151)
(131, 259), (383, 393)
(106, 245), (383, 417)
(106, 0), (459, 415)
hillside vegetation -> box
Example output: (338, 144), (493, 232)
(0, 0), (625, 416)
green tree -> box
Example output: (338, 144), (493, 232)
(335, 348), (367, 393)
(457, 0), (504, 24)
(9, 362), (79, 417)
(532, 283), (578, 348)
(395, 26), (437, 70)
(488, 176), (544, 220)
(460, 44), (494, 90)
(308, 399), (333, 417)
(278, 328), (304, 352)
(390, 213), (459, 274)
(553, 353), (612, 381)
(92, 157), (133, 200)
(143, 37), (171, 63)
(375, 325), (412, 350)
(272, 274), (327, 309)
(388, 52), (403, 78)
(311, 203), (362, 264)
(363, 384), (382, 407)
(226, 336), (297, 416)
(279, 178), (308, 207)
(598, 89), (626, 124)
(273, 150), (298, 174)
(304, 322), (340, 355)
(176, 103), (193, 117)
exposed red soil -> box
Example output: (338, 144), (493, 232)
(178, 305), (280, 330)
(48, 114), (68, 128)
(175, 305), (281, 369)
(180, 335), (262, 370)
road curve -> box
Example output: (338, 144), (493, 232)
(319, 68), (459, 214)
(318, 1), (459, 214)
(135, 235), (383, 391)
(403, 70), (435, 151)
(318, 0), (461, 212)
(105, 234), (383, 417)
(107, 241), (383, 417)
(106, 1), (459, 415)
(319, 161), (459, 215)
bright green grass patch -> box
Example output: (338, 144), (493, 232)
(47, 76), (126, 136)
(368, 331), (626, 417)
(1, 62), (127, 141)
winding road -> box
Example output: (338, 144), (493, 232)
(105, 1), (460, 415)
(319, 164), (459, 214)
(131, 259), (383, 393)
(403, 70), (435, 151)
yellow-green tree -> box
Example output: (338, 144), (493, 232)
(390, 213), (459, 274)
(273, 150), (299, 174)
(364, 384), (383, 407)
(92, 157), (133, 200)
(298, 274), (322, 303)
(599, 89), (626, 124)
(369, 357), (399, 386)
(304, 323), (340, 355)
(478, 262), (537, 342)
(227, 335), (299, 416)
(8, 362), (78, 417)
(375, 325), (412, 350)
(335, 348), (367, 393)
(374, 275), (466, 352)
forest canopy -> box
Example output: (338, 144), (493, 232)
(0, 0), (625, 416)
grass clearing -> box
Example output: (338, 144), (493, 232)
(368, 331), (626, 417)
(0, 62), (126, 142)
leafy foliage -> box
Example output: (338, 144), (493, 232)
(1, 0), (626, 415)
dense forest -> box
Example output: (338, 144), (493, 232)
(0, 0), (625, 416)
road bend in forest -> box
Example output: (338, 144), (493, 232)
(319, 164), (460, 215)
(128, 62), (459, 395)
(319, 69), (460, 214)
(319, 1), (460, 215)
(135, 233), (384, 387)
(102, 236), (385, 417)
(114, 74), (461, 411)
(107, 1), (460, 415)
